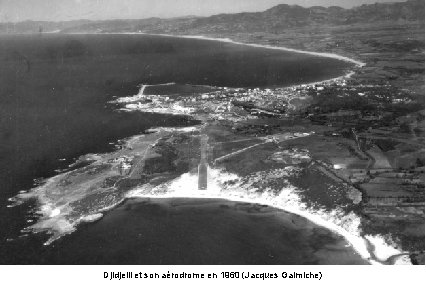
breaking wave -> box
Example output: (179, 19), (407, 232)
(126, 166), (410, 265)
(8, 139), (409, 264)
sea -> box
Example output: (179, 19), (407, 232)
(0, 33), (359, 264)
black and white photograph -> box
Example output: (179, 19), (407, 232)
(0, 0), (424, 273)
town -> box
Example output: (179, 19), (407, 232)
(112, 71), (424, 263)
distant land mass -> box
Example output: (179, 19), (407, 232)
(0, 0), (424, 34)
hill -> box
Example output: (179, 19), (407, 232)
(0, 0), (423, 34)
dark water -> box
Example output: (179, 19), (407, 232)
(0, 34), (352, 263)
(2, 198), (368, 264)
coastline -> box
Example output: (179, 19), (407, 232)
(67, 31), (365, 68)
(147, 32), (365, 90)
(103, 33), (409, 264)
(148, 33), (366, 68)
(125, 166), (409, 265)
(67, 31), (364, 93)
(8, 32), (410, 265)
(37, 197), (369, 265)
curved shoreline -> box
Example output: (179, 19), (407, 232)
(148, 32), (363, 89)
(66, 31), (365, 90)
(147, 33), (366, 68)
(125, 166), (410, 265)
(67, 31), (365, 68)
(125, 168), (379, 265)
(90, 32), (406, 264)
(11, 32), (408, 265)
(58, 197), (369, 265)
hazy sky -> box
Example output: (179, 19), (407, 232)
(0, 0), (406, 22)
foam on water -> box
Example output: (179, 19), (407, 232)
(365, 234), (409, 262)
(126, 166), (410, 265)
(9, 140), (409, 263)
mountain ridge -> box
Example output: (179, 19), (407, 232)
(0, 0), (423, 34)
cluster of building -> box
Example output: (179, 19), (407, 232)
(118, 82), (338, 121)
(108, 156), (133, 176)
(111, 73), (424, 262)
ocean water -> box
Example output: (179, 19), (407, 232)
(0, 33), (353, 264)
(7, 198), (367, 265)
